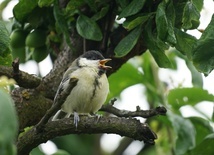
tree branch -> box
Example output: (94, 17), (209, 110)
(17, 116), (157, 155)
(0, 62), (41, 89)
(12, 88), (52, 132)
(100, 104), (167, 118)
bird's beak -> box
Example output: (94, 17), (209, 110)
(99, 59), (112, 69)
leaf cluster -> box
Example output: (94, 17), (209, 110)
(0, 0), (213, 75)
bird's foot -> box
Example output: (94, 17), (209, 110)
(89, 113), (102, 123)
(74, 112), (80, 128)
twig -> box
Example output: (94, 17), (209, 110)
(0, 63), (41, 89)
(100, 103), (167, 118)
(12, 58), (20, 78)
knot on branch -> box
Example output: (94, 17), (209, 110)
(11, 58), (41, 88)
(155, 106), (167, 115)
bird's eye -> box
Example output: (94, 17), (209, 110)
(91, 57), (97, 60)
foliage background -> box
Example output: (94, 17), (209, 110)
(0, 0), (214, 155)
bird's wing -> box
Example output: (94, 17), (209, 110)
(52, 75), (78, 121)
(53, 59), (79, 105)
(62, 63), (79, 79)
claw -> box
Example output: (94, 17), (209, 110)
(74, 112), (80, 128)
(95, 114), (102, 123)
(90, 113), (102, 123)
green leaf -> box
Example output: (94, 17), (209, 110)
(165, 0), (176, 45)
(118, 0), (146, 18)
(182, 1), (200, 29)
(176, 50), (203, 87)
(52, 149), (70, 155)
(53, 0), (73, 48)
(91, 5), (109, 21)
(156, 1), (176, 44)
(107, 63), (142, 102)
(174, 28), (197, 60)
(123, 14), (150, 30)
(156, 1), (168, 40)
(0, 89), (18, 154)
(149, 47), (172, 68)
(192, 15), (214, 75)
(76, 15), (103, 41)
(13, 0), (38, 22)
(166, 1), (175, 29)
(30, 146), (45, 155)
(140, 52), (169, 105)
(192, 0), (203, 11)
(167, 51), (177, 70)
(116, 0), (129, 9)
(167, 87), (214, 110)
(144, 20), (172, 68)
(38, 0), (54, 7)
(27, 7), (47, 28)
(212, 108), (214, 122)
(174, 2), (186, 28)
(114, 25), (142, 57)
(65, 0), (85, 16)
(188, 117), (213, 146)
(52, 135), (97, 155)
(0, 21), (10, 54)
(84, 0), (97, 12)
(0, 21), (12, 66)
(168, 113), (195, 155)
(188, 133), (214, 155)
(0, 50), (13, 66)
(185, 60), (203, 88)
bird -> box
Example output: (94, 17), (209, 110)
(52, 50), (111, 128)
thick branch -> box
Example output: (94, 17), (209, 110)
(17, 116), (157, 155)
(12, 88), (52, 132)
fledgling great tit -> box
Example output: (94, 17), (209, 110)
(52, 50), (111, 127)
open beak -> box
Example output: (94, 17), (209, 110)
(99, 59), (112, 69)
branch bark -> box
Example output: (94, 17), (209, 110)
(12, 88), (52, 131)
(17, 116), (157, 155)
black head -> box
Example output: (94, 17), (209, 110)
(77, 50), (111, 76)
(81, 50), (105, 60)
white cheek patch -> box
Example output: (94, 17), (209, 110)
(79, 58), (99, 67)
